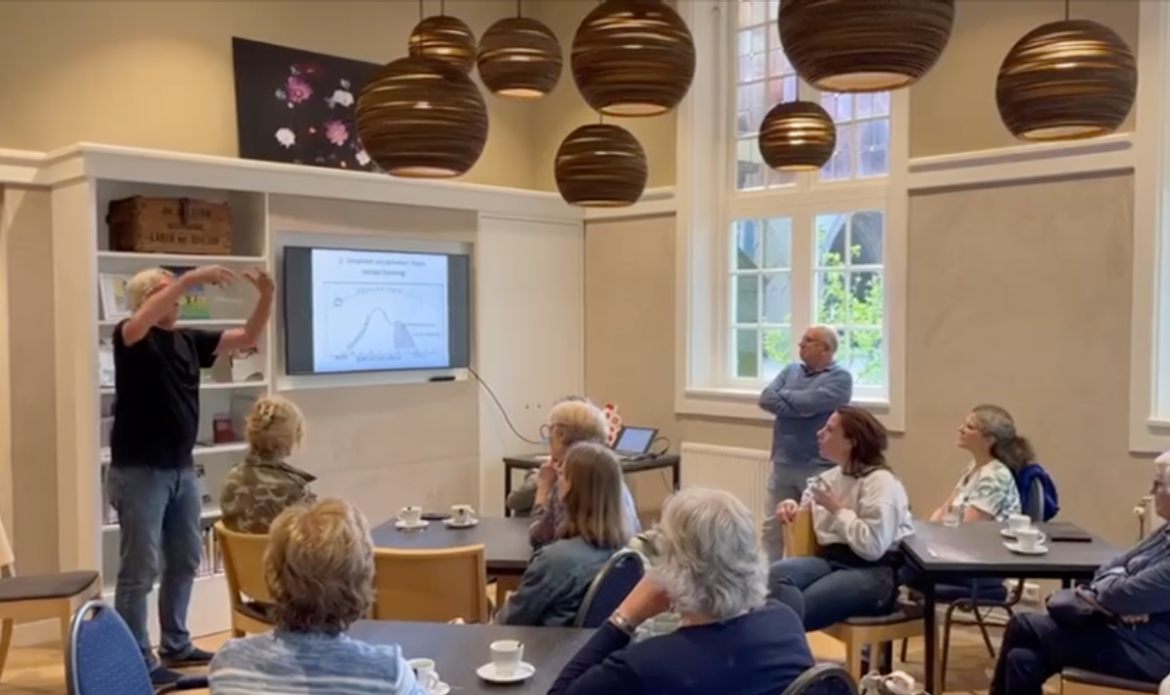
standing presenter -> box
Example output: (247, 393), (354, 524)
(109, 264), (273, 684)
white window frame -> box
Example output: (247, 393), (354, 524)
(1130, 0), (1170, 452)
(675, 0), (908, 430)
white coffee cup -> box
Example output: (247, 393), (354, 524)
(399, 506), (423, 526)
(489, 639), (524, 677)
(1015, 526), (1044, 551)
(452, 504), (476, 525)
(407, 658), (439, 692)
(1007, 513), (1032, 534)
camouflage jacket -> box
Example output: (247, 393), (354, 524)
(220, 454), (317, 534)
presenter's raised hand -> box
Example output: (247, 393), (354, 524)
(183, 265), (235, 288)
(244, 267), (275, 296)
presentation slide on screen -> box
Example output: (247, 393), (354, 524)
(310, 248), (450, 373)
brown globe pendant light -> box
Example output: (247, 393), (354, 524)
(555, 123), (647, 207)
(409, 0), (477, 74)
(758, 101), (837, 171)
(996, 3), (1136, 142)
(572, 0), (696, 117)
(778, 0), (956, 92)
(477, 0), (563, 99)
(355, 55), (488, 178)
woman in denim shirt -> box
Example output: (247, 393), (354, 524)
(496, 442), (632, 627)
(991, 454), (1170, 695)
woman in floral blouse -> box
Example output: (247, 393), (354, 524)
(932, 404), (1027, 523)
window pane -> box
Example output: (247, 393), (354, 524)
(766, 166), (798, 188)
(821, 92), (853, 122)
(734, 275), (760, 323)
(733, 219), (761, 270)
(769, 48), (793, 77)
(763, 217), (792, 269)
(736, 139), (765, 190)
(849, 328), (884, 387)
(858, 119), (890, 177)
(848, 271), (883, 326)
(815, 214), (847, 267)
(735, 328), (760, 378)
(815, 271), (846, 324)
(872, 91), (891, 117)
(820, 123), (852, 181)
(762, 327), (791, 380)
(762, 272), (791, 323)
(737, 29), (767, 83)
(851, 211), (884, 264)
(737, 82), (766, 136)
(766, 77), (796, 107)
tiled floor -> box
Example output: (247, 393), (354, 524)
(0, 625), (1024, 695)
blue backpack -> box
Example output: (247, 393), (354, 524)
(1017, 462), (1059, 521)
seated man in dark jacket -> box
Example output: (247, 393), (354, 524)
(991, 454), (1170, 695)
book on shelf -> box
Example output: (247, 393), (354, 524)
(162, 266), (211, 320)
(98, 339), (115, 388)
(100, 464), (117, 526)
(197, 525), (224, 578)
(98, 273), (132, 321)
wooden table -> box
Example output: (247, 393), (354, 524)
(901, 521), (1122, 695)
(502, 452), (682, 517)
(348, 620), (594, 694)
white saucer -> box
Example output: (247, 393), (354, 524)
(1000, 528), (1046, 542)
(395, 519), (429, 530)
(1005, 541), (1049, 555)
(427, 683), (450, 695)
(476, 661), (535, 683)
(444, 518), (479, 529)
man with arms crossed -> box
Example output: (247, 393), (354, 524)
(110, 265), (273, 684)
(758, 325), (853, 561)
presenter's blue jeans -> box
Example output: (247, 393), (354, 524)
(107, 466), (203, 666)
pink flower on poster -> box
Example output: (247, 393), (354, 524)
(324, 120), (349, 146)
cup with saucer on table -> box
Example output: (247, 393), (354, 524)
(444, 504), (478, 528)
(477, 640), (535, 683)
(396, 506), (428, 531)
(1002, 516), (1048, 555)
(407, 658), (450, 695)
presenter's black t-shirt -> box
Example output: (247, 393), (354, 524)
(110, 323), (221, 469)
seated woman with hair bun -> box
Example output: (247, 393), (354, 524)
(220, 395), (316, 534)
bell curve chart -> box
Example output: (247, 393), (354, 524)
(310, 251), (450, 373)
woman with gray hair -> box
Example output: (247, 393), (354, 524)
(547, 487), (813, 695)
(989, 454), (1170, 695)
(931, 404), (1029, 524)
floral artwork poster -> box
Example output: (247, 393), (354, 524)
(232, 37), (380, 172)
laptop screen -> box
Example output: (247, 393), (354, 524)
(613, 426), (657, 455)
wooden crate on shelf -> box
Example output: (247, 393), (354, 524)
(107, 196), (233, 254)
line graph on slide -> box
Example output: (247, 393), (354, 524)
(318, 281), (449, 369)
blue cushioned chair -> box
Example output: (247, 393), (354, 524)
(780, 663), (858, 695)
(66, 600), (207, 695)
(575, 549), (646, 628)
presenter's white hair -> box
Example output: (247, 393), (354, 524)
(1156, 451), (1170, 485)
(546, 399), (607, 447)
(648, 487), (768, 620)
(126, 268), (174, 310)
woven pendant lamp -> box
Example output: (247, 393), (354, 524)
(478, 1), (563, 99)
(355, 56), (489, 178)
(409, 0), (477, 74)
(555, 123), (647, 207)
(777, 0), (955, 92)
(996, 14), (1136, 141)
(572, 0), (696, 117)
(758, 101), (837, 171)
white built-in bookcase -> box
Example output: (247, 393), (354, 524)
(39, 144), (585, 642)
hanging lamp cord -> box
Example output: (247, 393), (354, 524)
(418, 0), (423, 21)
(1064, 0), (1070, 21)
(516, 0), (522, 18)
(440, 0), (446, 16)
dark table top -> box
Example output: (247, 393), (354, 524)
(348, 620), (593, 695)
(370, 516), (533, 572)
(503, 452), (680, 474)
(902, 521), (1123, 578)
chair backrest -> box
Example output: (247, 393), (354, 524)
(1025, 476), (1045, 522)
(780, 663), (858, 695)
(782, 508), (821, 558)
(372, 544), (488, 623)
(215, 522), (274, 606)
(575, 548), (646, 627)
(66, 600), (153, 695)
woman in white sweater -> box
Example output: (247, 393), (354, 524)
(767, 405), (914, 631)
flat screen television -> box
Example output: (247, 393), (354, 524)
(282, 246), (471, 375)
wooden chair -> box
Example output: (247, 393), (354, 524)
(214, 522), (274, 636)
(0, 515), (100, 682)
(782, 508), (929, 682)
(372, 544), (489, 623)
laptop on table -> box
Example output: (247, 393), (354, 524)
(611, 426), (658, 461)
